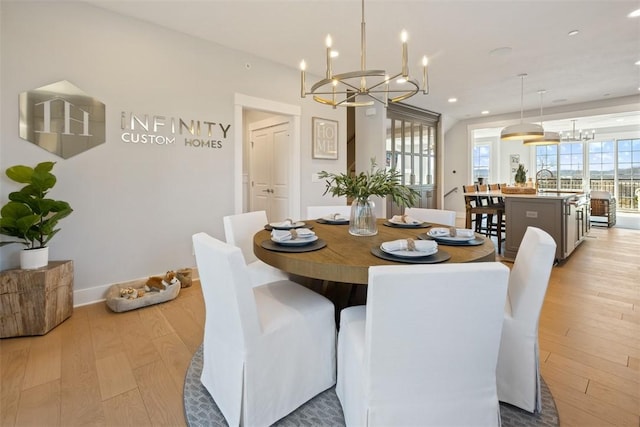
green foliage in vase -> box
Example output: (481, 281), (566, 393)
(515, 164), (528, 184)
(318, 159), (419, 207)
(0, 161), (73, 249)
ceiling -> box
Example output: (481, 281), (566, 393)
(85, 0), (640, 128)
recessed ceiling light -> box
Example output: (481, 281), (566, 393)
(448, 98), (457, 103)
(568, 30), (579, 36)
(635, 60), (640, 65)
(628, 8), (640, 18)
(481, 110), (490, 115)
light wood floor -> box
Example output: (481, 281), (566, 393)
(1, 226), (638, 426)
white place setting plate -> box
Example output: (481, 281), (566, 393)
(269, 220), (306, 230)
(427, 227), (476, 242)
(380, 245), (438, 258)
(272, 235), (319, 246)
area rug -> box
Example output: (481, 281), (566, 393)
(184, 345), (559, 427)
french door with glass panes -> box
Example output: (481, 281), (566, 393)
(385, 104), (440, 216)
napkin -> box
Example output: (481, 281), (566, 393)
(270, 218), (295, 228)
(271, 228), (315, 242)
(430, 227), (475, 238)
(381, 239), (437, 253)
(323, 213), (349, 221)
(389, 214), (421, 224)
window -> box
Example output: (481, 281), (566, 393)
(472, 143), (490, 182)
(616, 138), (640, 210)
(588, 140), (615, 182)
(558, 142), (583, 190)
(535, 145), (558, 190)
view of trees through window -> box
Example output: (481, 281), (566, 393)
(535, 138), (640, 210)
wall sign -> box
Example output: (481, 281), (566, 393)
(120, 112), (231, 149)
(19, 80), (106, 159)
(312, 117), (338, 160)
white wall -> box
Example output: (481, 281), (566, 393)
(0, 2), (345, 304)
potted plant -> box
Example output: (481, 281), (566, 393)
(0, 161), (73, 269)
(515, 164), (528, 186)
(318, 159), (419, 236)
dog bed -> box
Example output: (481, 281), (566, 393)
(105, 279), (180, 312)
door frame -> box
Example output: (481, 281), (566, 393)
(233, 93), (301, 219)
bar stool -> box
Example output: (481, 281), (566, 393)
(464, 184), (504, 254)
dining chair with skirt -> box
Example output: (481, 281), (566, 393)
(223, 210), (289, 286)
(192, 232), (337, 427)
(403, 207), (456, 226)
(306, 205), (351, 219)
(336, 262), (510, 427)
(496, 226), (556, 413)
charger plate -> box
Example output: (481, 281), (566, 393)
(264, 222), (310, 231)
(418, 233), (486, 246)
(316, 218), (349, 225)
(261, 239), (326, 253)
(371, 247), (450, 264)
(383, 220), (431, 229)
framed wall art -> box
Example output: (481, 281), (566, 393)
(312, 117), (338, 159)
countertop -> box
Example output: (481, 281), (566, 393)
(464, 190), (585, 200)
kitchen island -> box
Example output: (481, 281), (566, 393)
(503, 191), (589, 262)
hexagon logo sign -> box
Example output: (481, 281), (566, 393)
(19, 80), (106, 159)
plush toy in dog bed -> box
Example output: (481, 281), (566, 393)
(106, 271), (181, 312)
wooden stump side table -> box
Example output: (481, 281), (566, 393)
(0, 260), (74, 338)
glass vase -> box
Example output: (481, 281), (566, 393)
(349, 198), (377, 236)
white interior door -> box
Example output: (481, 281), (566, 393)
(250, 121), (290, 221)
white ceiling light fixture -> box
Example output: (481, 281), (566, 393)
(524, 90), (560, 146)
(561, 120), (596, 141)
(299, 0), (428, 108)
(500, 74), (545, 141)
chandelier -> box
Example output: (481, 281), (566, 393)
(561, 120), (596, 141)
(299, 0), (428, 108)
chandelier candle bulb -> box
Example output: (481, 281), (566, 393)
(300, 60), (306, 98)
(401, 30), (409, 77)
(422, 56), (429, 93)
(325, 35), (333, 78)
(385, 75), (390, 104)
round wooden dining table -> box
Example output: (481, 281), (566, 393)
(253, 218), (496, 285)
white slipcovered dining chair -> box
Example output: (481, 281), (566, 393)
(223, 210), (288, 286)
(404, 207), (457, 226)
(336, 262), (509, 427)
(306, 205), (351, 219)
(192, 232), (337, 427)
(497, 226), (556, 413)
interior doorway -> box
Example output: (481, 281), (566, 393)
(233, 94), (302, 220)
(249, 118), (291, 222)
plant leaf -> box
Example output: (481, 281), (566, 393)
(5, 165), (35, 184)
